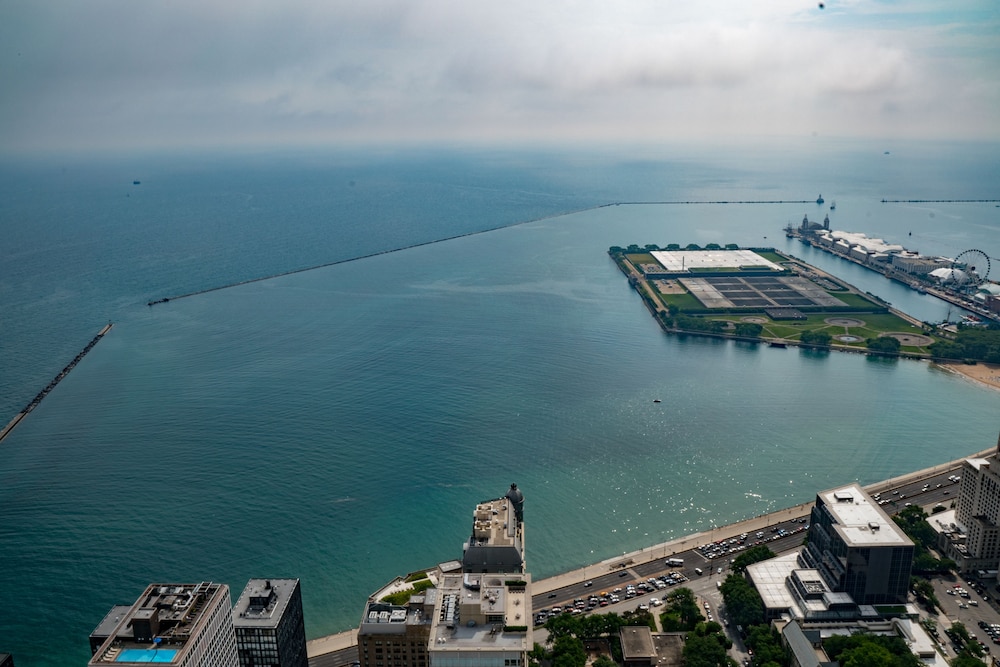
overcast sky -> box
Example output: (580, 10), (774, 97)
(1, 0), (997, 153)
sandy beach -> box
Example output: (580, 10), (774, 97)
(936, 361), (1000, 392)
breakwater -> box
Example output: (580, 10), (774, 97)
(614, 200), (815, 205)
(147, 205), (614, 306)
(881, 199), (1000, 203)
(147, 200), (822, 306)
(0, 323), (113, 444)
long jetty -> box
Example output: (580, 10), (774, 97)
(882, 198), (1000, 204)
(146, 200), (820, 306)
(0, 323), (114, 444)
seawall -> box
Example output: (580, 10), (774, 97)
(0, 323), (113, 444)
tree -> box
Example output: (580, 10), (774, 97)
(840, 643), (894, 667)
(545, 613), (582, 639)
(682, 633), (730, 667)
(528, 642), (550, 667)
(592, 656), (616, 667)
(719, 575), (765, 628)
(800, 329), (832, 347)
(661, 588), (704, 631)
(732, 545), (776, 574)
(867, 336), (901, 353)
(952, 651), (988, 667)
(734, 322), (763, 338)
(746, 626), (787, 666)
(552, 635), (586, 667)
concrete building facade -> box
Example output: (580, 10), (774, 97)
(800, 484), (914, 605)
(232, 579), (308, 667)
(949, 436), (1000, 574)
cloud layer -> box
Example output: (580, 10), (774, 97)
(1, 0), (997, 152)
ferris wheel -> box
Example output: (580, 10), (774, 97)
(950, 249), (991, 287)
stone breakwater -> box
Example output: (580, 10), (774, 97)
(0, 322), (113, 444)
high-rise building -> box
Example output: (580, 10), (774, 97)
(799, 483), (914, 605)
(955, 437), (1000, 570)
(232, 579), (308, 667)
(89, 605), (133, 655)
(359, 484), (532, 667)
(88, 582), (238, 667)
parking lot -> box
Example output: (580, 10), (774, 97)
(929, 573), (1000, 659)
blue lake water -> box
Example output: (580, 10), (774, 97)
(1, 139), (999, 665)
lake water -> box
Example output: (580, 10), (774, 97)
(1, 138), (998, 665)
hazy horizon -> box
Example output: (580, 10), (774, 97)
(2, 0), (998, 154)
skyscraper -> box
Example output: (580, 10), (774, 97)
(88, 582), (238, 667)
(232, 579), (308, 667)
(953, 435), (1000, 571)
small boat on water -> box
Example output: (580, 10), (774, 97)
(816, 194), (825, 205)
(653, 399), (662, 403)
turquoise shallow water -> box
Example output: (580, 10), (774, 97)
(1, 140), (999, 665)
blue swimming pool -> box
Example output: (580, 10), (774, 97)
(115, 648), (177, 663)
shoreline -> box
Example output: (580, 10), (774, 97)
(306, 446), (993, 658)
(935, 360), (1000, 392)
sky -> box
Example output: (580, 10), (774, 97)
(1, 0), (998, 153)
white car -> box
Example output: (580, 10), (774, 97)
(650, 597), (662, 606)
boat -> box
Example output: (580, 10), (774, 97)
(653, 399), (661, 403)
(133, 180), (141, 185)
(816, 194), (824, 205)
(829, 201), (836, 211)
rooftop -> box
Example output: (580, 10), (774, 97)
(88, 582), (230, 665)
(650, 249), (783, 273)
(462, 494), (525, 573)
(429, 572), (531, 652)
(232, 578), (299, 629)
(819, 231), (907, 255)
(818, 484), (912, 548)
(468, 498), (518, 549)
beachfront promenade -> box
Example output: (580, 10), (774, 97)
(306, 449), (991, 660)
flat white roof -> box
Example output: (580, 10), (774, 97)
(819, 484), (913, 548)
(649, 249), (783, 272)
(747, 552), (801, 614)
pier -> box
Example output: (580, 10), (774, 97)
(787, 227), (1000, 325)
(0, 323), (113, 444)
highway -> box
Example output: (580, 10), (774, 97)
(531, 466), (964, 615)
